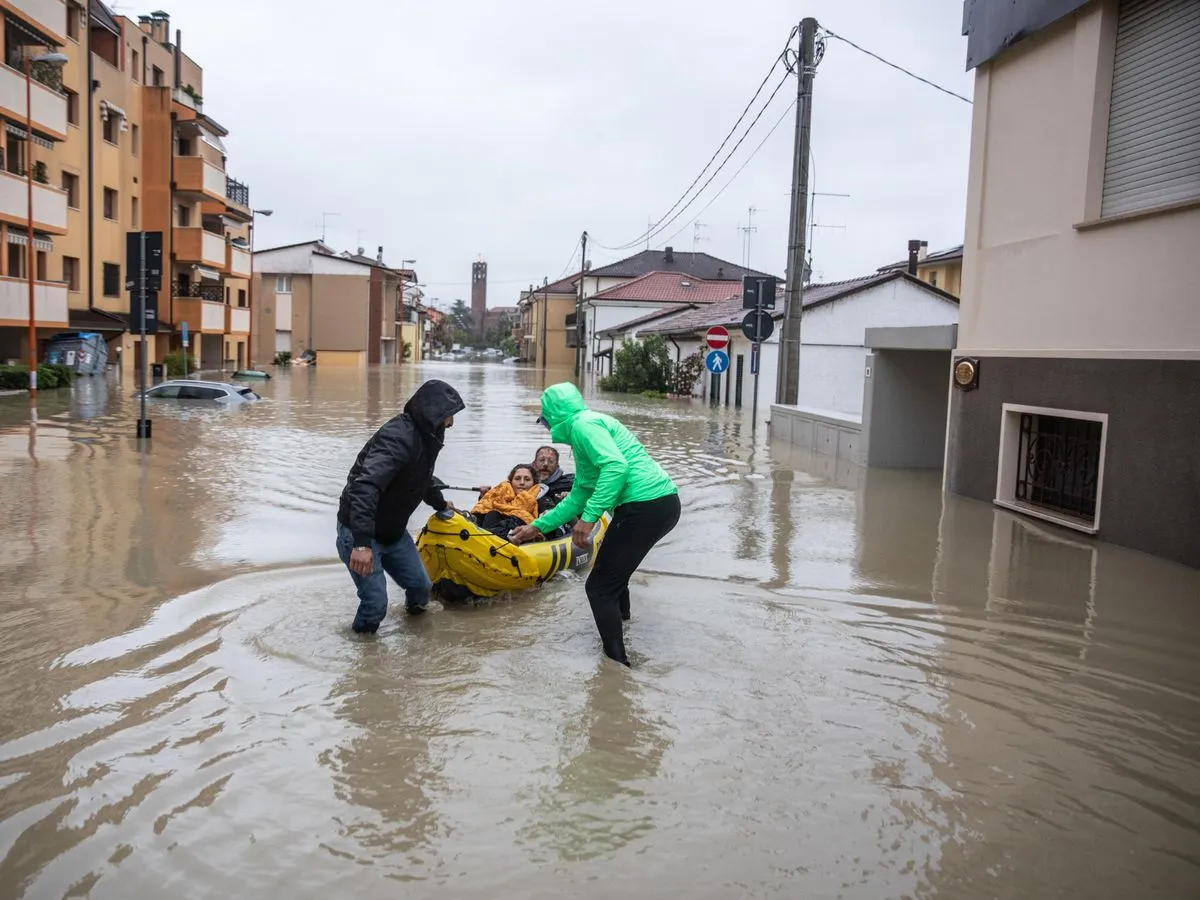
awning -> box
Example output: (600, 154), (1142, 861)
(7, 231), (54, 252)
(4, 122), (55, 150)
(194, 266), (222, 282)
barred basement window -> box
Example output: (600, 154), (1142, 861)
(1014, 414), (1102, 520)
(995, 405), (1108, 534)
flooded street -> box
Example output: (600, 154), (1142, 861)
(1, 363), (1198, 899)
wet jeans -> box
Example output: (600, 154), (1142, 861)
(585, 492), (681, 640)
(335, 523), (431, 632)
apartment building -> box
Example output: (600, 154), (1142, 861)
(0, 1), (257, 376)
(948, 0), (1200, 568)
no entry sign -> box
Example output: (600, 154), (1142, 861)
(705, 326), (730, 351)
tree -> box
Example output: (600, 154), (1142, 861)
(598, 335), (674, 394)
(449, 299), (473, 345)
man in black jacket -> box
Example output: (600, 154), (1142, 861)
(336, 379), (465, 633)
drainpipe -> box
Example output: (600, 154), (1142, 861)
(86, 18), (95, 315)
(669, 336), (681, 362)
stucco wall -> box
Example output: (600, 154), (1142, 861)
(958, 1), (1200, 355)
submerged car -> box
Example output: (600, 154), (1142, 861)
(139, 379), (261, 403)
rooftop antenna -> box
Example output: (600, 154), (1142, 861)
(645, 216), (653, 251)
(738, 206), (758, 269)
(692, 220), (709, 254)
(320, 212), (340, 243)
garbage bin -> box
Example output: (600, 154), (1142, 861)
(150, 363), (165, 380)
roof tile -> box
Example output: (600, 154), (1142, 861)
(590, 271), (741, 304)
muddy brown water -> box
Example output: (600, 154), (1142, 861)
(0, 364), (1198, 899)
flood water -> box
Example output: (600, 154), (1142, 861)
(1, 363), (1198, 899)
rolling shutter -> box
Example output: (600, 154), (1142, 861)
(1101, 0), (1200, 218)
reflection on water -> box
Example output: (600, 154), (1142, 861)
(0, 364), (1197, 898)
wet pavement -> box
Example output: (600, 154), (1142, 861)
(0, 363), (1198, 899)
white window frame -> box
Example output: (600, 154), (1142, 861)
(275, 274), (293, 294)
(994, 403), (1109, 535)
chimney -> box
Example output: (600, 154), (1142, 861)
(918, 241), (929, 261)
(376, 245), (384, 264)
(906, 239), (923, 276)
(664, 246), (674, 264)
(357, 246), (364, 256)
(717, 266), (724, 278)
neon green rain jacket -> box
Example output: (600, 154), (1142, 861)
(531, 383), (678, 534)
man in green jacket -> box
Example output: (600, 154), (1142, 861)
(509, 383), (680, 666)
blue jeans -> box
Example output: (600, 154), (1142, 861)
(335, 523), (432, 631)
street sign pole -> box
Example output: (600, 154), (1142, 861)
(181, 321), (189, 378)
(752, 342), (760, 429)
(137, 230), (150, 440)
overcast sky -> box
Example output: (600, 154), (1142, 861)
(163, 0), (973, 306)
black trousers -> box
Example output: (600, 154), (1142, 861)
(585, 492), (681, 639)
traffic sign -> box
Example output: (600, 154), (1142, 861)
(705, 349), (729, 374)
(181, 321), (189, 348)
(750, 342), (760, 375)
(705, 326), (730, 351)
(125, 230), (163, 292)
(742, 274), (778, 310)
(742, 310), (774, 342)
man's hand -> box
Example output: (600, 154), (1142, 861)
(475, 484), (491, 498)
(349, 547), (374, 576)
(508, 524), (540, 545)
(571, 519), (594, 550)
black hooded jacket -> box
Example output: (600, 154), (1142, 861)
(337, 379), (466, 547)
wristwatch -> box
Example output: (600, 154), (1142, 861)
(353, 546), (370, 553)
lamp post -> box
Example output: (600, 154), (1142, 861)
(246, 208), (272, 369)
(24, 51), (68, 398)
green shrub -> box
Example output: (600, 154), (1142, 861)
(274, 350), (292, 365)
(598, 335), (674, 394)
(669, 351), (705, 395)
(165, 348), (188, 376)
(0, 363), (73, 390)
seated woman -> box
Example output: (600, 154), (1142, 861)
(471, 464), (541, 538)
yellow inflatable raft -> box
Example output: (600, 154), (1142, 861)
(416, 509), (610, 600)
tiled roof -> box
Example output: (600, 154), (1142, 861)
(597, 304), (699, 337)
(539, 272), (583, 294)
(587, 248), (776, 281)
(878, 244), (964, 273)
(641, 271), (956, 337)
(589, 271), (741, 304)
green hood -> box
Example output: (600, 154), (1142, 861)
(539, 382), (587, 442)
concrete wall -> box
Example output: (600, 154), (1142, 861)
(311, 274), (369, 352)
(945, 356), (1200, 570)
(958, 1), (1200, 355)
(862, 350), (952, 468)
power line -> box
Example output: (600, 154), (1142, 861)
(655, 96), (797, 249)
(596, 26), (799, 252)
(822, 28), (973, 105)
(616, 70), (794, 252)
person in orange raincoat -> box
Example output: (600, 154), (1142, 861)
(471, 464), (541, 536)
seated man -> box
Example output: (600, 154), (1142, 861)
(532, 445), (574, 513)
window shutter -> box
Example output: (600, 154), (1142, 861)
(1101, 0), (1200, 218)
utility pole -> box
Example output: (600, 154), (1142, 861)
(776, 17), (818, 407)
(575, 230), (587, 380)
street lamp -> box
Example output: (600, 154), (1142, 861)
(24, 51), (67, 398)
(247, 208), (272, 369)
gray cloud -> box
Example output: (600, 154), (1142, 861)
(170, 0), (973, 299)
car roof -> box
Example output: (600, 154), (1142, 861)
(154, 380), (241, 390)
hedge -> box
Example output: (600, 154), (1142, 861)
(0, 363), (74, 390)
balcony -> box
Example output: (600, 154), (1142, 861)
(7, 0), (67, 41)
(0, 169), (67, 232)
(174, 226), (227, 270)
(227, 244), (251, 278)
(172, 85), (202, 114)
(225, 177), (251, 219)
(0, 65), (67, 139)
(173, 286), (226, 334)
(226, 305), (249, 334)
(0, 276), (67, 327)
(175, 157), (226, 202)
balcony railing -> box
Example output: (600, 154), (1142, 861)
(177, 282), (223, 302)
(226, 177), (250, 208)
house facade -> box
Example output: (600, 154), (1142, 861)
(947, 0), (1200, 568)
(518, 272), (579, 369)
(252, 241), (375, 367)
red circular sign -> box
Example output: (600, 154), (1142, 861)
(705, 326), (730, 350)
